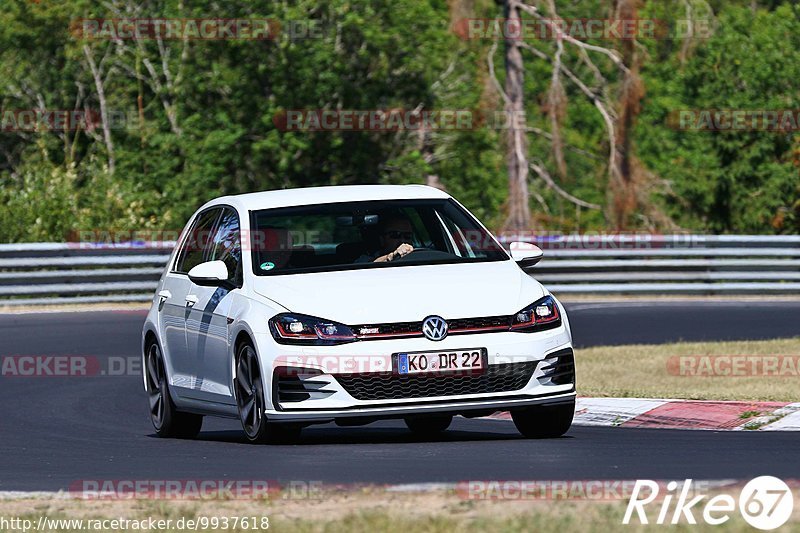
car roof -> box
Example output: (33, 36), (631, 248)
(202, 184), (452, 212)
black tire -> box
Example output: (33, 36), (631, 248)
(404, 414), (453, 436)
(511, 401), (574, 439)
(145, 340), (203, 439)
(234, 341), (302, 444)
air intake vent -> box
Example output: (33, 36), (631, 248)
(273, 367), (335, 405)
(537, 348), (575, 385)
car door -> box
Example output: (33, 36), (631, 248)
(160, 207), (223, 397)
(184, 207), (242, 404)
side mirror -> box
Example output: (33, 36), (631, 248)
(509, 241), (544, 270)
(188, 260), (230, 287)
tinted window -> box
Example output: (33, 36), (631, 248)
(174, 208), (221, 274)
(250, 199), (507, 275)
(208, 208), (242, 286)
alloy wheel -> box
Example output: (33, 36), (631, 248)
(145, 343), (166, 429)
(235, 344), (264, 439)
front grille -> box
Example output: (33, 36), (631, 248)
(448, 315), (510, 331)
(334, 361), (538, 401)
(538, 348), (575, 385)
(353, 321), (421, 338)
(352, 315), (511, 339)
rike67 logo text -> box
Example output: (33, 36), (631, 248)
(624, 477), (793, 530)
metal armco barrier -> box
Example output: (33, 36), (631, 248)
(0, 243), (171, 306)
(497, 234), (800, 294)
(0, 235), (798, 305)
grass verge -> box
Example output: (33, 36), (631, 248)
(577, 337), (800, 401)
(1, 488), (798, 533)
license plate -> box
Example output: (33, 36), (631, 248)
(396, 349), (485, 375)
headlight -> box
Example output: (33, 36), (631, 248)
(510, 295), (561, 332)
(269, 313), (357, 345)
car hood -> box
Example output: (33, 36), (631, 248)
(250, 260), (546, 324)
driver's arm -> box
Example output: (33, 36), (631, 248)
(373, 243), (414, 262)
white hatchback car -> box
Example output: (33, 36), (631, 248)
(142, 185), (576, 443)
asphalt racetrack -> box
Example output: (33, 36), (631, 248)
(1, 301), (798, 491)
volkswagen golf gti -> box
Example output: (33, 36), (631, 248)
(141, 185), (576, 443)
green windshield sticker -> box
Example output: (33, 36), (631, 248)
(260, 261), (275, 271)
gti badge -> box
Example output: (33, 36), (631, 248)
(422, 315), (448, 341)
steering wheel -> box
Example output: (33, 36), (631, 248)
(392, 248), (454, 263)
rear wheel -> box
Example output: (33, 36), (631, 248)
(404, 414), (453, 436)
(235, 341), (301, 444)
(145, 341), (203, 438)
(511, 401), (574, 439)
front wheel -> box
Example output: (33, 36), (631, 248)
(235, 342), (301, 444)
(145, 341), (203, 438)
(511, 401), (574, 439)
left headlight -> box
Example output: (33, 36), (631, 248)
(510, 295), (562, 332)
(269, 313), (358, 345)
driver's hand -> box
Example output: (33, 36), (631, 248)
(389, 243), (414, 261)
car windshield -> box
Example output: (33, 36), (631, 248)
(250, 199), (508, 275)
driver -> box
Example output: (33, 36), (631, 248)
(358, 214), (415, 263)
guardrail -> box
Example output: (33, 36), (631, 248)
(0, 243), (171, 306)
(0, 235), (798, 305)
(497, 234), (800, 294)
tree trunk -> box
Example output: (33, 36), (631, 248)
(83, 45), (115, 175)
(502, 0), (531, 231)
(610, 0), (645, 229)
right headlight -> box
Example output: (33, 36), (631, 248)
(509, 295), (562, 332)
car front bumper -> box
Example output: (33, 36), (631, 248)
(265, 389), (576, 423)
(254, 318), (576, 424)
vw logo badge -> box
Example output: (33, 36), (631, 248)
(422, 316), (448, 341)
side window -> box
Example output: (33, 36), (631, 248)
(208, 208), (242, 287)
(174, 208), (222, 274)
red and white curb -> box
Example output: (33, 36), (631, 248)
(485, 398), (800, 431)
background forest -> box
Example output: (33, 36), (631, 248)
(1, 0), (798, 241)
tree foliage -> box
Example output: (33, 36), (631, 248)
(0, 0), (797, 241)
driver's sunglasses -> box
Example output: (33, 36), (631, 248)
(383, 230), (414, 240)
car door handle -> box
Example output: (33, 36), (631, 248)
(157, 290), (171, 303)
(185, 294), (199, 307)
